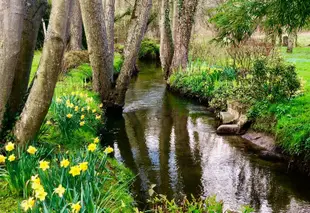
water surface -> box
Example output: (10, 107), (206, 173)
(104, 62), (310, 212)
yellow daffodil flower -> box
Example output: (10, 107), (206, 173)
(56, 98), (62, 103)
(71, 202), (81, 213)
(35, 188), (47, 201)
(54, 184), (65, 198)
(93, 137), (100, 143)
(92, 109), (97, 113)
(87, 143), (97, 152)
(99, 103), (103, 108)
(95, 115), (101, 120)
(8, 154), (16, 162)
(104, 146), (114, 154)
(27, 146), (37, 155)
(21, 197), (35, 212)
(80, 121), (85, 126)
(69, 166), (81, 177)
(81, 108), (85, 112)
(75, 106), (79, 112)
(66, 114), (73, 119)
(66, 100), (70, 105)
(31, 175), (41, 184)
(46, 120), (52, 125)
(81, 115), (85, 120)
(0, 155), (7, 163)
(60, 159), (70, 168)
(79, 162), (88, 172)
(39, 160), (50, 171)
(69, 103), (74, 108)
(87, 106), (90, 111)
(5, 142), (15, 152)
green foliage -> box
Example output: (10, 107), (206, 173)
(148, 194), (254, 213)
(0, 143), (134, 212)
(139, 38), (160, 60)
(114, 52), (124, 74)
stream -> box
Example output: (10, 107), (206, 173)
(103, 61), (310, 212)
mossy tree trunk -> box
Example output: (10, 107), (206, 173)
(79, 0), (113, 101)
(67, 0), (83, 51)
(159, 0), (174, 79)
(287, 31), (294, 53)
(170, 0), (198, 71)
(7, 0), (47, 126)
(110, 0), (152, 108)
(14, 0), (71, 144)
(0, 0), (25, 134)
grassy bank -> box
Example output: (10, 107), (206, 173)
(0, 53), (135, 212)
(169, 46), (310, 160)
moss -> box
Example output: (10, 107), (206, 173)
(63, 50), (90, 71)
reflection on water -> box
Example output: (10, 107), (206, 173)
(103, 62), (310, 212)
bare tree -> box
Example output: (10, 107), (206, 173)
(67, 0), (83, 51)
(105, 0), (116, 65)
(160, 0), (174, 79)
(111, 0), (153, 108)
(170, 0), (198, 71)
(14, 0), (71, 143)
(79, 0), (113, 100)
(0, 0), (25, 134)
(7, 0), (47, 124)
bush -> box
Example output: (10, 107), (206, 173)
(139, 38), (160, 60)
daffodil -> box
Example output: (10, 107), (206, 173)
(31, 175), (41, 185)
(87, 143), (97, 152)
(56, 98), (62, 103)
(81, 107), (85, 112)
(79, 162), (88, 172)
(94, 137), (100, 143)
(92, 109), (97, 113)
(5, 142), (15, 152)
(80, 115), (85, 120)
(99, 103), (103, 108)
(27, 146), (37, 155)
(60, 159), (70, 168)
(46, 120), (52, 125)
(0, 155), (7, 163)
(71, 202), (81, 213)
(87, 106), (91, 111)
(80, 121), (85, 126)
(69, 166), (81, 177)
(104, 146), (114, 154)
(95, 115), (101, 120)
(39, 160), (50, 171)
(8, 154), (16, 162)
(31, 182), (43, 191)
(21, 197), (35, 212)
(66, 114), (73, 119)
(54, 184), (65, 198)
(75, 106), (79, 112)
(69, 103), (74, 108)
(35, 188), (47, 201)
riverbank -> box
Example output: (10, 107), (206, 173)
(168, 47), (310, 175)
(0, 52), (135, 212)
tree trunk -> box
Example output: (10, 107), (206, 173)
(79, 0), (113, 100)
(278, 33), (282, 46)
(287, 32), (294, 53)
(14, 0), (71, 144)
(170, 0), (198, 72)
(160, 0), (174, 79)
(111, 0), (152, 108)
(172, 0), (178, 42)
(7, 0), (47, 125)
(105, 0), (115, 70)
(0, 0), (25, 133)
(67, 0), (83, 51)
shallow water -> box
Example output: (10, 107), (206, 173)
(103, 62), (310, 212)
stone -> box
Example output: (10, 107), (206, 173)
(216, 124), (239, 134)
(219, 112), (235, 124)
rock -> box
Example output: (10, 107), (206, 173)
(242, 131), (276, 152)
(259, 151), (285, 162)
(219, 112), (235, 124)
(217, 124), (240, 134)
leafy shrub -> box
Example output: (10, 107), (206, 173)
(114, 52), (124, 74)
(139, 38), (160, 60)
